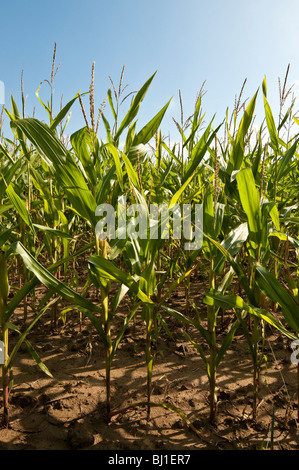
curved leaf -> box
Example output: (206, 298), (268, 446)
(255, 265), (299, 333)
(10, 242), (108, 345)
(204, 289), (297, 340)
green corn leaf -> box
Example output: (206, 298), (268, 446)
(70, 126), (97, 186)
(0, 141), (15, 164)
(50, 92), (81, 130)
(0, 251), (9, 309)
(35, 82), (52, 119)
(5, 241), (95, 322)
(255, 265), (299, 333)
(227, 90), (258, 174)
(10, 241), (108, 345)
(266, 202), (280, 231)
(268, 231), (299, 250)
(6, 184), (34, 233)
(214, 222), (249, 273)
(96, 164), (117, 205)
(204, 289), (297, 340)
(202, 186), (215, 243)
(161, 142), (183, 166)
(203, 232), (254, 304)
(278, 105), (293, 132)
(276, 138), (299, 182)
(0, 204), (13, 216)
(215, 318), (241, 369)
(251, 129), (263, 179)
(33, 224), (73, 239)
(262, 76), (267, 97)
(105, 143), (124, 191)
(160, 304), (211, 346)
(119, 150), (140, 189)
(110, 284), (130, 314)
(184, 96), (204, 151)
(155, 129), (162, 169)
(109, 302), (140, 366)
(0, 158), (24, 198)
(182, 330), (209, 370)
(10, 118), (98, 226)
(262, 80), (279, 155)
(169, 173), (194, 209)
(102, 113), (113, 143)
(182, 118), (222, 185)
(6, 297), (58, 369)
(114, 72), (156, 142)
(89, 254), (153, 305)
(236, 168), (262, 250)
(159, 158), (173, 187)
(24, 339), (55, 379)
(159, 264), (199, 305)
(125, 121), (137, 153)
(0, 227), (16, 247)
(9, 95), (29, 156)
(132, 99), (171, 147)
(107, 88), (117, 122)
(10, 118), (67, 168)
(214, 203), (225, 238)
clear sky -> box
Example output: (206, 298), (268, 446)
(1, 0), (299, 144)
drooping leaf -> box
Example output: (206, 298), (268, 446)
(89, 254), (153, 305)
(255, 265), (299, 333)
(11, 242), (108, 345)
(204, 289), (297, 340)
(10, 118), (98, 226)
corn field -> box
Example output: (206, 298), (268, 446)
(0, 53), (299, 450)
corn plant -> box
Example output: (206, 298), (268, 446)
(1, 58), (299, 433)
(6, 69), (175, 421)
(205, 164), (299, 420)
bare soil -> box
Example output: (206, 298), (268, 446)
(0, 271), (298, 451)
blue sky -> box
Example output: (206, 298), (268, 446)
(1, 0), (299, 144)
